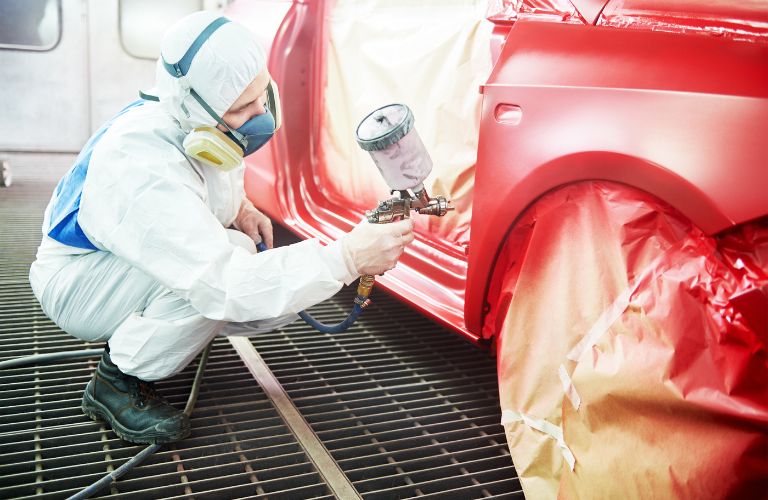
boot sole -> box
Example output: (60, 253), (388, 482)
(82, 391), (190, 445)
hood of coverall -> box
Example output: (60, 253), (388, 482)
(154, 11), (267, 132)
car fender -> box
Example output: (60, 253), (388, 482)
(466, 20), (768, 337)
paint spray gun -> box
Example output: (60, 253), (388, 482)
(354, 103), (453, 296)
(298, 104), (453, 333)
(357, 104), (453, 220)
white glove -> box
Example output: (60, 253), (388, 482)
(234, 198), (273, 248)
(341, 218), (415, 276)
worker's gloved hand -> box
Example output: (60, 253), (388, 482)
(342, 218), (415, 275)
(234, 198), (273, 249)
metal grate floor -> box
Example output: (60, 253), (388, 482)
(254, 297), (520, 499)
(0, 153), (522, 499)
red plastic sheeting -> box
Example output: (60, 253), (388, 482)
(490, 182), (767, 498)
(485, 0), (586, 24)
(598, 0), (768, 43)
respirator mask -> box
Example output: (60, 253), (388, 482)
(180, 78), (282, 171)
(152, 17), (282, 171)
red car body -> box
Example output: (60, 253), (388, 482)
(229, 1), (768, 496)
(229, 0), (767, 343)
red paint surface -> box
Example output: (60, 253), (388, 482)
(467, 19), (768, 334)
(492, 182), (768, 496)
(228, 0), (767, 346)
(600, 0), (768, 42)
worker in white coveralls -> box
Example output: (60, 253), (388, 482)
(28, 12), (414, 444)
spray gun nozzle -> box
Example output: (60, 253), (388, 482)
(416, 196), (453, 217)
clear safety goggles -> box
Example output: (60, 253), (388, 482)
(265, 79), (282, 132)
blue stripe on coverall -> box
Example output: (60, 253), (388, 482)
(46, 100), (145, 250)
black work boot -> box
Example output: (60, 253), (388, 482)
(82, 348), (190, 444)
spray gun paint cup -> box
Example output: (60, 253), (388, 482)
(355, 104), (433, 193)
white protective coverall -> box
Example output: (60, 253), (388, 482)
(29, 12), (358, 381)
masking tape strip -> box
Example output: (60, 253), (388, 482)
(565, 242), (688, 363)
(501, 409), (576, 470)
(558, 364), (581, 410)
(566, 285), (635, 362)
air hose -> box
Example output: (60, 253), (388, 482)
(298, 306), (362, 334)
(256, 241), (373, 334)
(0, 341), (213, 499)
(0, 349), (102, 369)
(66, 342), (212, 499)
(67, 342), (213, 500)
(298, 274), (374, 333)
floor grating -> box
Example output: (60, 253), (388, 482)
(0, 153), (522, 499)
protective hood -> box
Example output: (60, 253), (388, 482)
(154, 11), (267, 131)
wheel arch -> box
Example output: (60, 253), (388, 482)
(467, 151), (732, 341)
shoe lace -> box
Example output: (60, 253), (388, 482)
(130, 379), (165, 406)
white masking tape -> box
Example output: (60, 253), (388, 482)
(558, 364), (581, 410)
(566, 285), (636, 362)
(501, 409), (576, 470)
(566, 242), (686, 363)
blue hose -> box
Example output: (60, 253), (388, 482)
(257, 240), (367, 334)
(298, 302), (364, 334)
